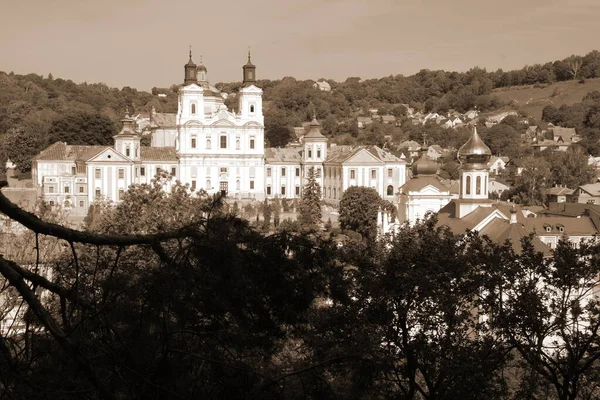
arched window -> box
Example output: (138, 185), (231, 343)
(236, 180), (240, 190)
(476, 176), (481, 195)
(466, 176), (471, 195)
(387, 185), (394, 196)
(191, 103), (196, 115)
(236, 138), (240, 150)
(206, 179), (211, 190)
(333, 188), (336, 199)
(206, 138), (211, 149)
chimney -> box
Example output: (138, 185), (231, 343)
(510, 205), (517, 224)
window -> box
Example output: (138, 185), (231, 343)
(371, 169), (377, 179)
(79, 200), (84, 208)
(220, 135), (227, 149)
(558, 225), (565, 233)
(71, 166), (76, 175)
(95, 168), (101, 179)
(236, 180), (240, 190)
(267, 168), (272, 177)
(295, 167), (300, 177)
(333, 188), (336, 199)
(79, 186), (84, 193)
(48, 186), (55, 193)
(350, 169), (356, 179)
(296, 186), (300, 196)
(466, 176), (471, 195)
(206, 138), (212, 149)
(266, 186), (272, 195)
(545, 226), (551, 232)
(135, 147), (138, 158)
(95, 188), (101, 198)
(250, 180), (255, 190)
(49, 201), (54, 206)
(250, 139), (255, 149)
(236, 138), (240, 150)
(156, 167), (161, 176)
(118, 168), (124, 179)
(140, 167), (146, 176)
(308, 149), (312, 158)
(191, 138), (197, 148)
(315, 168), (321, 178)
(126, 147), (130, 157)
(317, 149), (321, 158)
(249, 167), (255, 178)
(206, 179), (211, 190)
(250, 105), (255, 113)
(191, 103), (196, 115)
(220, 167), (228, 175)
(64, 186), (70, 194)
(281, 186), (286, 195)
(387, 185), (394, 196)
(281, 168), (286, 177)
(191, 180), (196, 191)
(388, 168), (393, 178)
(328, 188), (331, 197)
(118, 189), (124, 200)
(476, 176), (481, 195)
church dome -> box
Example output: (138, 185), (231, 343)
(412, 153), (438, 176)
(457, 126), (491, 168)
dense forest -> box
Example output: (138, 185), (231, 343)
(1, 178), (600, 399)
(2, 50), (600, 173)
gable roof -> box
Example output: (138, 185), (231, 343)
(34, 142), (109, 162)
(140, 147), (178, 162)
(265, 148), (302, 163)
(578, 183), (600, 197)
(325, 145), (404, 165)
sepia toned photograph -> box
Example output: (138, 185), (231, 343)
(1, 0), (600, 398)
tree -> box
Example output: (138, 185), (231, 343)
(298, 167), (322, 229)
(47, 111), (117, 146)
(3, 128), (42, 173)
(338, 186), (383, 243)
(262, 199), (272, 231)
(545, 148), (595, 189)
(512, 157), (551, 205)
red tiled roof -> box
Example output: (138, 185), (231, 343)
(140, 147), (178, 162)
(34, 142), (108, 162)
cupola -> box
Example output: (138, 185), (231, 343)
(184, 48), (198, 86)
(457, 126), (492, 169)
(242, 49), (256, 86)
(412, 153), (438, 176)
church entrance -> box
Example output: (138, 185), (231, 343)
(219, 181), (228, 196)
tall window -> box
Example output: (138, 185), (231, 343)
(266, 186), (272, 195)
(281, 168), (286, 177)
(79, 186), (84, 193)
(476, 176), (481, 195)
(236, 138), (240, 150)
(95, 188), (101, 198)
(95, 168), (101, 179)
(71, 166), (76, 175)
(118, 189), (124, 200)
(191, 103), (196, 115)
(64, 186), (69, 193)
(206, 179), (211, 190)
(250, 180), (255, 190)
(281, 185), (286, 195)
(250, 105), (255, 113)
(206, 138), (212, 149)
(171, 167), (176, 176)
(79, 200), (84, 208)
(308, 149), (312, 158)
(317, 148), (321, 158)
(140, 167), (146, 176)
(371, 169), (377, 179)
(267, 168), (272, 177)
(220, 135), (227, 149)
(388, 168), (393, 178)
(350, 169), (356, 179)
(466, 176), (471, 195)
(295, 186), (300, 196)
(250, 139), (255, 149)
(387, 185), (394, 196)
(236, 180), (240, 190)
(191, 137), (197, 148)
(191, 180), (196, 191)
(126, 147), (130, 157)
(295, 167), (300, 177)
(118, 168), (124, 179)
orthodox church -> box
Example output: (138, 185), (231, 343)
(32, 52), (406, 215)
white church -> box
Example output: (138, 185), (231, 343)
(32, 52), (408, 215)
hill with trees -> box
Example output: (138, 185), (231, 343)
(2, 50), (600, 173)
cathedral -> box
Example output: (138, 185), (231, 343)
(32, 52), (406, 215)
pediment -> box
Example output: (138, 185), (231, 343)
(184, 120), (205, 127)
(240, 84), (263, 93)
(473, 209), (509, 232)
(211, 117), (236, 127)
(344, 149), (383, 165)
(419, 185), (445, 194)
(87, 148), (130, 163)
(243, 121), (263, 128)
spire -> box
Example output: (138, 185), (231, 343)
(242, 47), (256, 86)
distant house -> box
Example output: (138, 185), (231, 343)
(381, 115), (397, 125)
(487, 156), (509, 175)
(398, 140), (422, 160)
(427, 145), (444, 161)
(463, 109), (479, 120)
(357, 116), (373, 129)
(572, 183), (600, 204)
(545, 186), (574, 203)
(525, 126), (539, 140)
(551, 127), (578, 144)
(488, 178), (510, 195)
(505, 158), (525, 177)
(313, 81), (331, 91)
(487, 110), (518, 124)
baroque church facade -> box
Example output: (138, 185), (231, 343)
(32, 53), (406, 215)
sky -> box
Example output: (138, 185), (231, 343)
(2, 0), (600, 91)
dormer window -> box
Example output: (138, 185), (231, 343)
(557, 224), (565, 233)
(545, 225), (551, 232)
(191, 103), (196, 115)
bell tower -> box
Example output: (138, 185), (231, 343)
(184, 47), (198, 86)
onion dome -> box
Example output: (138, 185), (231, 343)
(197, 55), (207, 72)
(457, 126), (491, 169)
(412, 152), (438, 176)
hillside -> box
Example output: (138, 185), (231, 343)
(492, 77), (600, 121)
